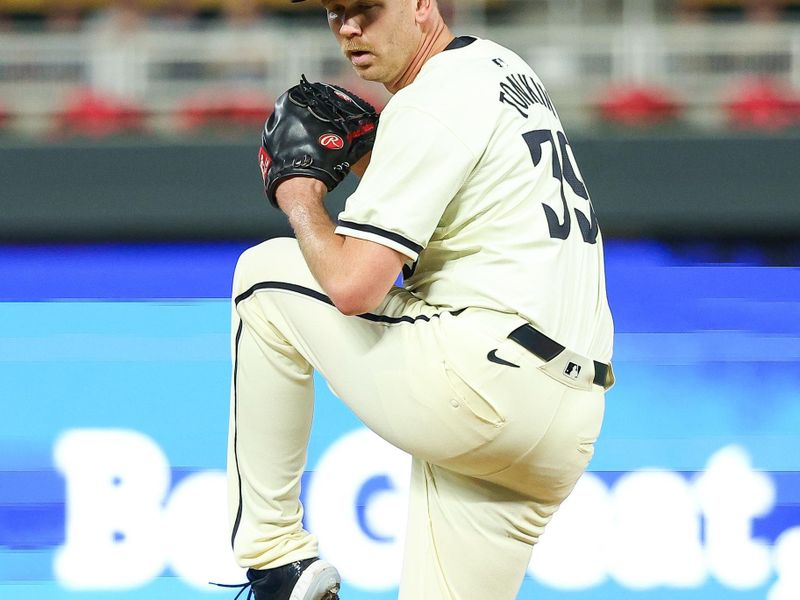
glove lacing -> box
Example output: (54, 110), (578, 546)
(297, 74), (377, 137)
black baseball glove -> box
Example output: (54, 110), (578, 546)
(258, 75), (379, 207)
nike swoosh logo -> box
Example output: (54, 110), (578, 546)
(487, 349), (520, 369)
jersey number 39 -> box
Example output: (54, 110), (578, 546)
(523, 129), (599, 244)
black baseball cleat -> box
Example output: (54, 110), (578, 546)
(214, 558), (341, 600)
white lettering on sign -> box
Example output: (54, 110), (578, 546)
(52, 430), (798, 599)
(695, 445), (775, 589)
(54, 429), (170, 589)
(53, 429), (243, 590)
(770, 527), (800, 600)
(608, 470), (706, 588)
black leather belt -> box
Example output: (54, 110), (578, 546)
(508, 324), (614, 389)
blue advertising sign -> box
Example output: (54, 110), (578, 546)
(0, 241), (798, 599)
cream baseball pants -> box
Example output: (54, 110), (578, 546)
(227, 238), (605, 600)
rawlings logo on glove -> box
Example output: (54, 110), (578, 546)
(259, 75), (379, 207)
(319, 133), (345, 149)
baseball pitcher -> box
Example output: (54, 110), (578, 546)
(225, 1), (614, 598)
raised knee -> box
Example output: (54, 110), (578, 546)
(232, 237), (305, 297)
(237, 237), (299, 269)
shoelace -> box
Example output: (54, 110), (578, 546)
(209, 580), (255, 600)
(209, 579), (340, 600)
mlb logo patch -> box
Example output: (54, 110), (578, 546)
(564, 362), (582, 379)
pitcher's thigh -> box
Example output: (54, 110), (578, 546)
(233, 238), (478, 462)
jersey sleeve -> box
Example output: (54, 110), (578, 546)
(335, 104), (478, 261)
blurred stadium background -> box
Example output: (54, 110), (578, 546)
(1, 1), (799, 599)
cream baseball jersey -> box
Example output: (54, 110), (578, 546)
(335, 36), (614, 362)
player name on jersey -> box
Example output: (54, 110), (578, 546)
(498, 72), (556, 119)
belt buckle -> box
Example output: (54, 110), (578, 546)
(603, 363), (616, 390)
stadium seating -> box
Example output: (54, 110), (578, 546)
(54, 87), (146, 138)
(176, 88), (273, 132)
(597, 84), (683, 126)
(724, 77), (800, 129)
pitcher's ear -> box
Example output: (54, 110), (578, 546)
(415, 0), (436, 23)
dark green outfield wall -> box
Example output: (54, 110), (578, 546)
(1, 133), (798, 242)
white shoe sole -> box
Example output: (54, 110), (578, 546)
(289, 559), (341, 600)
